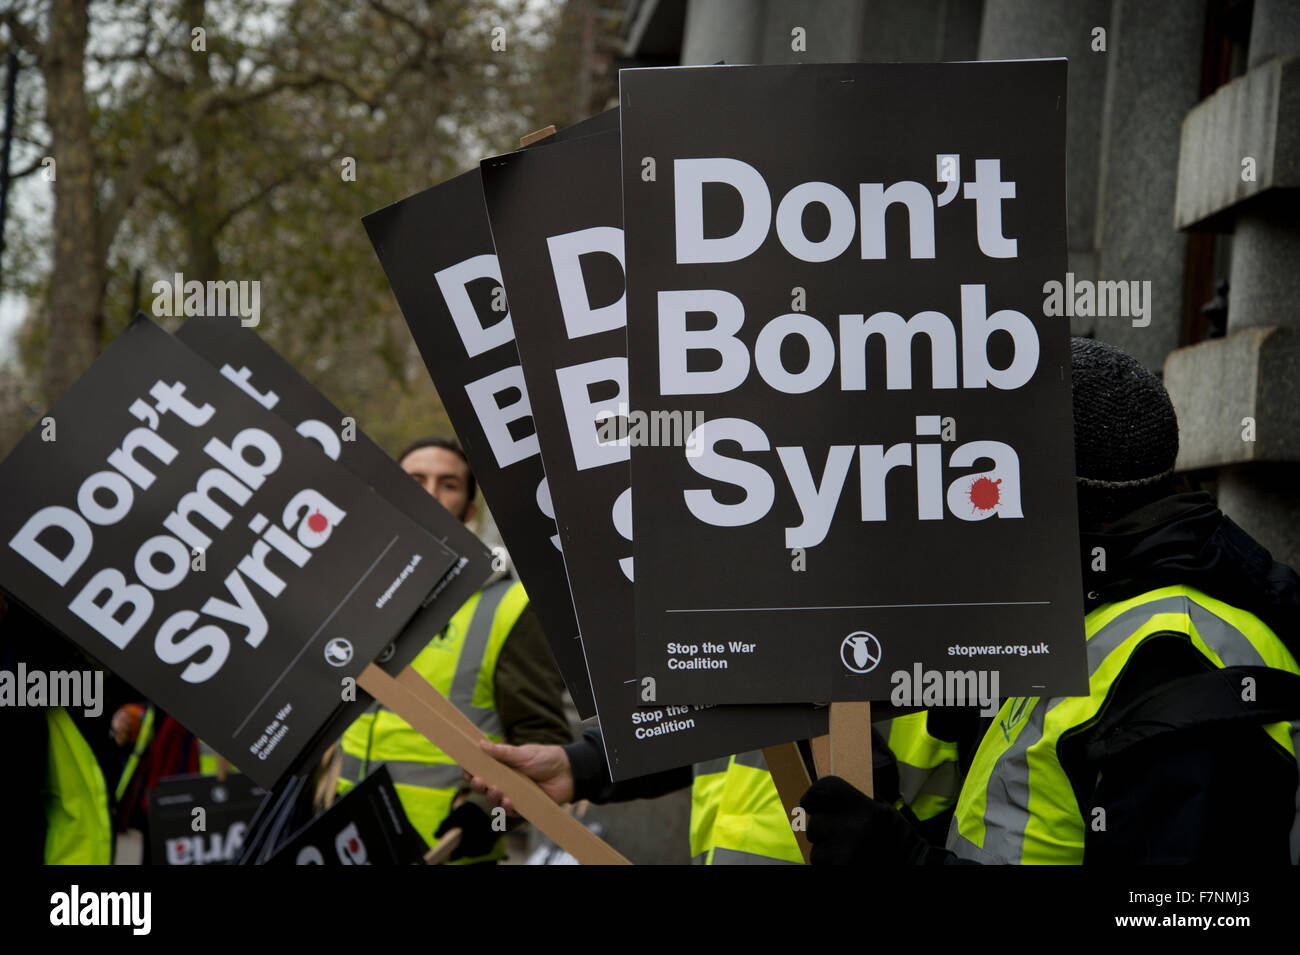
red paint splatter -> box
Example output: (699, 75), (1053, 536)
(307, 509), (329, 533)
(969, 477), (1002, 511)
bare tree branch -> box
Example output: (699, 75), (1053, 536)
(366, 0), (429, 40)
(142, 168), (185, 208)
(193, 58), (429, 113)
(98, 120), (189, 261)
(98, 68), (370, 261)
(5, 154), (47, 181)
(87, 45), (150, 64)
(212, 159), (314, 233)
(144, 56), (188, 89)
(1, 10), (43, 60)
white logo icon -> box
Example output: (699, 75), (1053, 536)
(324, 638), (354, 667)
(840, 632), (881, 674)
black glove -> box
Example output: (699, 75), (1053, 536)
(800, 775), (955, 866)
(433, 799), (499, 861)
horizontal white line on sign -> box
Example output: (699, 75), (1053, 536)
(233, 534), (400, 736)
(665, 601), (1051, 613)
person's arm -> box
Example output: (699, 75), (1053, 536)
(492, 605), (572, 746)
(466, 727), (693, 813)
(565, 727), (693, 803)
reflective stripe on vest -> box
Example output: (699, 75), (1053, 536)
(337, 579), (526, 862)
(881, 711), (961, 821)
(114, 704), (156, 802)
(339, 753), (466, 791)
(690, 750), (803, 865)
(448, 582), (511, 739)
(45, 707), (112, 865)
(948, 586), (1300, 864)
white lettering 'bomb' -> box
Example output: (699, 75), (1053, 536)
(657, 284), (1039, 397)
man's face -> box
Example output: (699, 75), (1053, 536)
(400, 446), (475, 524)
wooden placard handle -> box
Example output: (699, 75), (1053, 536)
(424, 827), (462, 865)
(357, 664), (629, 865)
(520, 125), (557, 147)
(810, 733), (832, 779)
(761, 742), (812, 864)
(829, 701), (873, 796)
(315, 743), (342, 811)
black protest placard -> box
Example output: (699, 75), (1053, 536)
(149, 773), (267, 865)
(362, 111), (619, 718)
(176, 317), (493, 675)
(481, 129), (825, 779)
(266, 765), (425, 865)
(620, 62), (1087, 703)
(0, 318), (455, 786)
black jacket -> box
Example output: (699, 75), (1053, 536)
(1078, 492), (1300, 644)
(802, 493), (1300, 865)
(1058, 492), (1300, 864)
(0, 596), (141, 863)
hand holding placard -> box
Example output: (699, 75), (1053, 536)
(357, 663), (629, 865)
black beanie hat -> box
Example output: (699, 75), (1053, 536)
(1070, 337), (1180, 528)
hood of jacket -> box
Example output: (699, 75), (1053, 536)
(1079, 492), (1300, 658)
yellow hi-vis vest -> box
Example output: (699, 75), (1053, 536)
(114, 705), (156, 802)
(689, 713), (962, 864)
(691, 750), (803, 865)
(880, 711), (961, 822)
(949, 585), (1300, 864)
(44, 707), (112, 865)
(198, 739), (239, 777)
(337, 579), (526, 864)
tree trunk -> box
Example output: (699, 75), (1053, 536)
(40, 0), (102, 404)
(181, 0), (223, 286)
